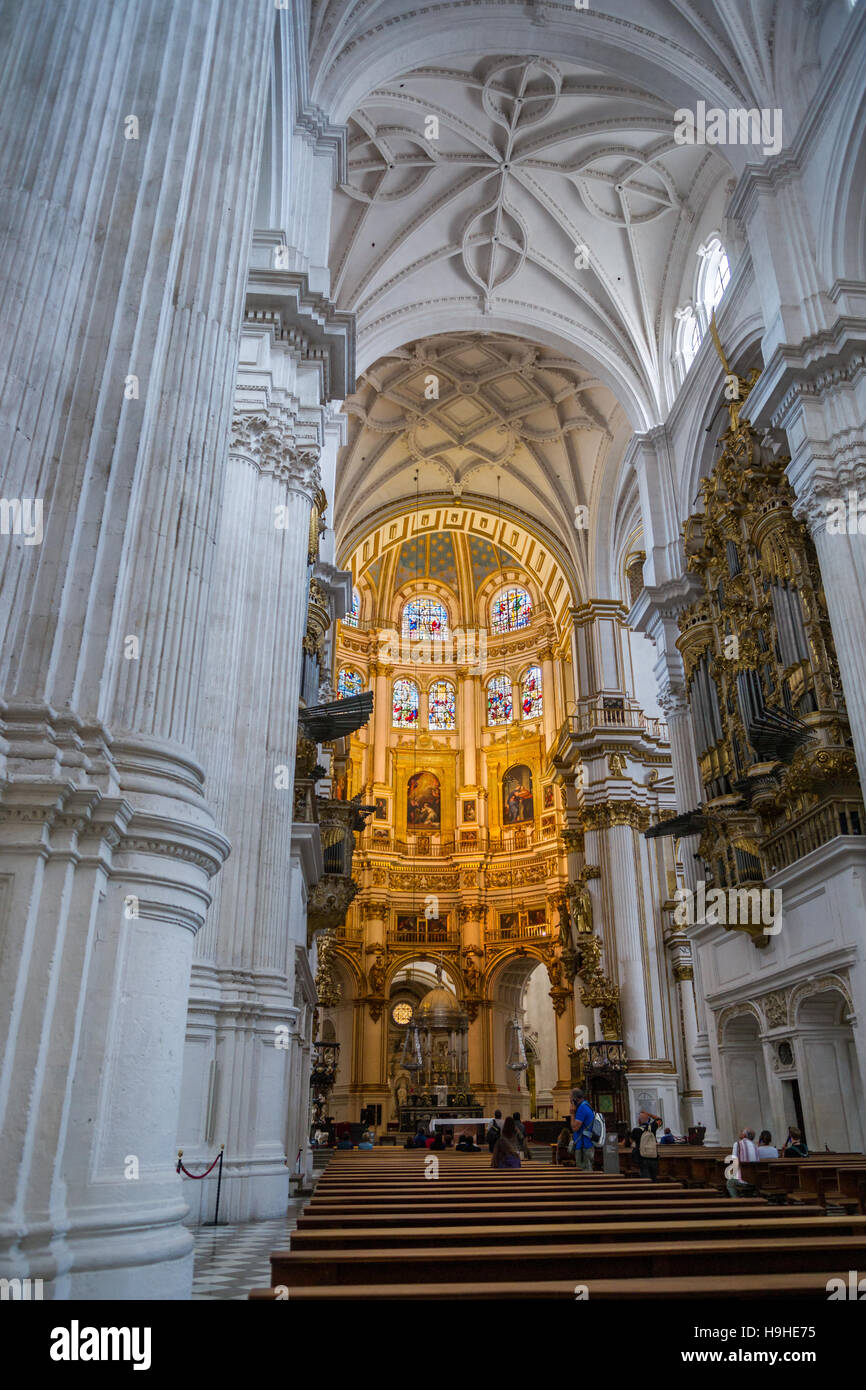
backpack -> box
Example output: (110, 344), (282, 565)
(639, 1125), (658, 1159)
(486, 1123), (501, 1148)
(590, 1111), (606, 1147)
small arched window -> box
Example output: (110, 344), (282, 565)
(337, 668), (363, 699)
(392, 678), (419, 727)
(675, 304), (702, 374)
(428, 679), (456, 731)
(698, 236), (730, 318)
(343, 588), (360, 628)
(487, 675), (513, 726)
(402, 597), (449, 640)
(491, 586), (532, 634)
(521, 666), (542, 719)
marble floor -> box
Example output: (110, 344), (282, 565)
(190, 1200), (309, 1300)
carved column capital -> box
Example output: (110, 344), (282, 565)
(229, 409), (322, 498)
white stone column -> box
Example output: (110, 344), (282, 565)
(0, 0), (272, 1299)
(540, 648), (557, 750)
(178, 428), (322, 1222)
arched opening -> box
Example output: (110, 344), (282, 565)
(719, 1012), (769, 1136)
(489, 954), (571, 1120)
(796, 988), (864, 1152)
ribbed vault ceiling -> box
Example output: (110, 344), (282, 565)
(329, 51), (731, 422)
(336, 331), (627, 583)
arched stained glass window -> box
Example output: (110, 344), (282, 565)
(428, 679), (456, 731)
(487, 675), (513, 726)
(337, 668), (363, 699)
(392, 678), (419, 727)
(402, 597), (449, 639)
(343, 588), (360, 628)
(521, 665), (542, 719)
(491, 587), (531, 634)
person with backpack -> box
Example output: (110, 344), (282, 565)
(486, 1110), (503, 1152)
(570, 1087), (596, 1171)
(631, 1109), (661, 1181)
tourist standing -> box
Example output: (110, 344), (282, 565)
(571, 1088), (596, 1172)
(632, 1109), (661, 1181)
(486, 1109), (503, 1152)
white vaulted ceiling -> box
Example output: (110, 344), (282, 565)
(311, 0), (839, 594)
(336, 330), (628, 594)
(328, 52), (730, 424)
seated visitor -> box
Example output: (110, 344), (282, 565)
(756, 1129), (779, 1158)
(336, 1133), (353, 1150)
(412, 1124), (428, 1148)
(658, 1127), (676, 1145)
(556, 1123), (575, 1167)
(726, 1128), (758, 1197)
(357, 1130), (374, 1150)
(456, 1130), (479, 1152)
(782, 1126), (809, 1157)
(430, 1131), (446, 1150)
(490, 1115), (522, 1169)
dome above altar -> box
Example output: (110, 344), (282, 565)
(416, 986), (467, 1027)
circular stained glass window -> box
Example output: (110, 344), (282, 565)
(392, 1002), (414, 1025)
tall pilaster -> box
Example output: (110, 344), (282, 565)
(178, 420), (323, 1223)
(0, 0), (271, 1299)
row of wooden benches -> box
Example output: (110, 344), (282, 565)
(653, 1147), (866, 1211)
(250, 1150), (866, 1300)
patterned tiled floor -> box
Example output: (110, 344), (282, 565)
(190, 1200), (309, 1300)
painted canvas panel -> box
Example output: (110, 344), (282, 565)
(407, 770), (441, 827)
(503, 763), (534, 823)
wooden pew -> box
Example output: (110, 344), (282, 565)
(267, 1231), (866, 1288)
(288, 1213), (863, 1252)
(297, 1200), (808, 1229)
(249, 1270), (843, 1300)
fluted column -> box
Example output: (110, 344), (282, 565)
(178, 426), (322, 1221)
(0, 0), (271, 1300)
(588, 823), (651, 1059)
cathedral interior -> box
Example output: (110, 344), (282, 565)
(2, 0), (866, 1315)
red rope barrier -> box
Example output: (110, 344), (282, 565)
(176, 1150), (222, 1179)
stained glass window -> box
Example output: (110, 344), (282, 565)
(491, 587), (531, 634)
(428, 679), (456, 731)
(343, 589), (360, 628)
(521, 665), (542, 719)
(402, 597), (449, 639)
(487, 674), (513, 725)
(337, 668), (363, 699)
(392, 678), (419, 727)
